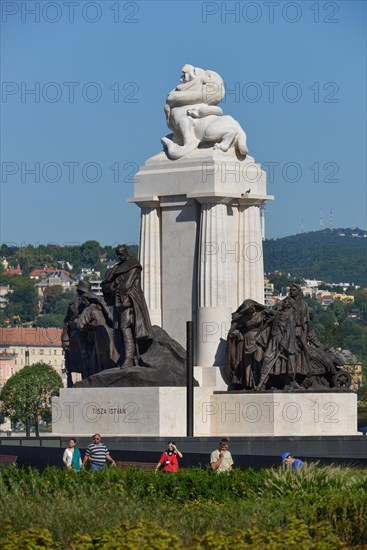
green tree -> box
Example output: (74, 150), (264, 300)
(4, 277), (38, 322)
(35, 314), (64, 328)
(52, 295), (74, 315)
(80, 240), (101, 268)
(0, 363), (63, 436)
(42, 285), (63, 314)
(266, 273), (305, 295)
(353, 289), (367, 322)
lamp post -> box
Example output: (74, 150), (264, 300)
(34, 400), (40, 438)
(186, 321), (194, 437)
(25, 346), (31, 436)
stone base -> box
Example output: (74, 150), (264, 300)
(52, 387), (188, 437)
(208, 391), (359, 436)
(52, 387), (359, 437)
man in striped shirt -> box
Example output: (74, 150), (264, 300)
(82, 434), (117, 471)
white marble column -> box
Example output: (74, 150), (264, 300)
(197, 202), (232, 366)
(139, 206), (162, 326)
(238, 204), (264, 304)
(130, 150), (273, 370)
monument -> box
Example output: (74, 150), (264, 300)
(52, 65), (359, 437)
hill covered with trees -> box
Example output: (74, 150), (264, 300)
(264, 228), (367, 286)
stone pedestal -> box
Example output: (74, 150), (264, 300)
(207, 391), (359, 436)
(52, 388), (359, 437)
(52, 387), (187, 437)
(129, 149), (273, 368)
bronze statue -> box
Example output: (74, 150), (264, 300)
(226, 299), (270, 390)
(75, 296), (118, 376)
(62, 280), (116, 386)
(226, 285), (351, 391)
(256, 296), (299, 390)
(62, 247), (195, 387)
(102, 245), (153, 368)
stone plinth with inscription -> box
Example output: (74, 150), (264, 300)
(52, 387), (359, 437)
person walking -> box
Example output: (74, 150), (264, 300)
(210, 438), (234, 473)
(281, 452), (304, 470)
(155, 441), (183, 473)
(63, 438), (82, 472)
(82, 434), (117, 471)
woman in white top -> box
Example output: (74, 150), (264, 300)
(63, 438), (82, 472)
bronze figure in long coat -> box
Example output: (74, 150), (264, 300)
(102, 245), (153, 367)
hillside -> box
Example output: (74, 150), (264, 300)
(1, 229), (366, 288)
(264, 228), (367, 286)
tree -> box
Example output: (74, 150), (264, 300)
(52, 288), (76, 315)
(35, 314), (64, 328)
(0, 363), (63, 436)
(42, 285), (63, 314)
(354, 289), (367, 323)
(80, 240), (101, 268)
(266, 272), (305, 295)
(3, 276), (38, 322)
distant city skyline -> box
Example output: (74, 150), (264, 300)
(1, 1), (366, 246)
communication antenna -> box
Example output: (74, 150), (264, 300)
(329, 208), (333, 231)
(320, 210), (324, 231)
(301, 217), (304, 233)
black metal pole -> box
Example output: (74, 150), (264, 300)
(25, 349), (30, 435)
(25, 418), (31, 438)
(186, 321), (194, 437)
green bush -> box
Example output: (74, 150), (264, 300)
(0, 519), (352, 549)
(0, 465), (366, 548)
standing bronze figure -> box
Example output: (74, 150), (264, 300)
(226, 299), (269, 390)
(102, 245), (153, 367)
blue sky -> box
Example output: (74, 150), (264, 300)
(1, 0), (366, 247)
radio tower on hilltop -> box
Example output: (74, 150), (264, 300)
(320, 210), (324, 231)
(329, 208), (334, 231)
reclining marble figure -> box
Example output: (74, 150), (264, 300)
(162, 64), (249, 159)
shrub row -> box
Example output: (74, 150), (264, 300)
(0, 518), (353, 549)
(0, 464), (366, 547)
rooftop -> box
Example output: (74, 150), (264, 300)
(30, 267), (72, 278)
(0, 328), (62, 346)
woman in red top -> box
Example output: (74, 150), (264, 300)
(155, 441), (183, 473)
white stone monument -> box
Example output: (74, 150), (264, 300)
(130, 64), (273, 371)
(52, 65), (359, 437)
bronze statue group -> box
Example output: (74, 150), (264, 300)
(61, 245), (152, 387)
(62, 248), (351, 393)
(226, 284), (351, 391)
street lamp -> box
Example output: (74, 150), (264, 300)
(25, 346), (30, 436)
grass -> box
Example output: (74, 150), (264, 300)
(0, 464), (366, 548)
